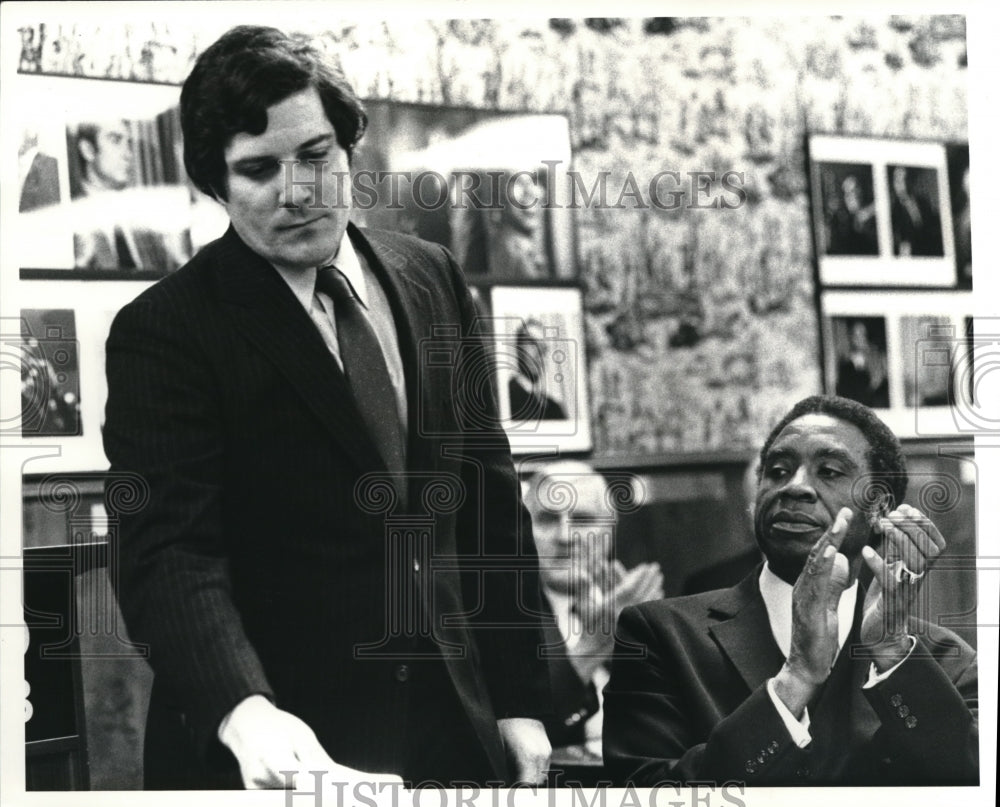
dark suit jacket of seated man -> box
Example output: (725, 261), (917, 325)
(103, 25), (551, 790)
(603, 395), (978, 787)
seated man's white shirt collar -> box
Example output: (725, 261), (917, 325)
(759, 561), (857, 659)
(543, 588), (577, 649)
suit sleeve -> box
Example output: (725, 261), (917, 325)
(602, 605), (810, 785)
(104, 297), (274, 761)
(862, 632), (978, 784)
(437, 244), (552, 721)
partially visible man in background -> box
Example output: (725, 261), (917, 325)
(70, 119), (134, 197)
(524, 460), (663, 753)
(104, 25), (551, 790)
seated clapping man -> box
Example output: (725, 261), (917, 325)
(603, 395), (978, 786)
(524, 461), (664, 753)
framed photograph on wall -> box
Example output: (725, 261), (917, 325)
(820, 290), (973, 437)
(8, 283), (141, 473)
(19, 308), (81, 437)
(808, 135), (959, 288)
(488, 285), (591, 454)
(15, 75), (209, 280)
(352, 102), (576, 282)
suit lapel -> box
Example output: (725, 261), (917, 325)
(709, 570), (786, 693)
(351, 227), (512, 775)
(213, 226), (387, 474)
(350, 225), (436, 472)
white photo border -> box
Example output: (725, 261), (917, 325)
(821, 289), (974, 438)
(809, 134), (957, 288)
(489, 284), (592, 455)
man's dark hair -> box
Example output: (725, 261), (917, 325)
(75, 123), (98, 152)
(180, 25), (367, 200)
(68, 123), (99, 198)
(758, 395), (908, 512)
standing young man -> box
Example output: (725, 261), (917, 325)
(104, 25), (551, 790)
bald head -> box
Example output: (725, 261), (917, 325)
(524, 461), (613, 595)
(524, 460), (608, 516)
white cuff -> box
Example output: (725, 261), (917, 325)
(766, 677), (812, 748)
(863, 634), (918, 689)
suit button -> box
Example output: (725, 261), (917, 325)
(745, 760), (757, 774)
(395, 664), (410, 683)
(904, 715), (918, 729)
(768, 740), (779, 754)
(897, 705), (910, 718)
(757, 751), (767, 764)
(890, 694), (903, 707)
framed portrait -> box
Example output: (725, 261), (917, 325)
(352, 102), (576, 281)
(19, 308), (81, 437)
(808, 135), (959, 288)
(820, 289), (973, 437)
(488, 285), (591, 454)
(14, 75), (209, 280)
(8, 283), (140, 473)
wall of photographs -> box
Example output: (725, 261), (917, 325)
(351, 100), (591, 454)
(11, 73), (591, 474)
(808, 134), (973, 438)
(11, 73), (220, 474)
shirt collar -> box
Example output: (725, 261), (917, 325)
(758, 561), (857, 659)
(328, 229), (368, 307)
(270, 228), (368, 311)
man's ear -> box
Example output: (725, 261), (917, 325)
(78, 139), (95, 164)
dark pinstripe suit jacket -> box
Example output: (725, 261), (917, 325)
(603, 569), (978, 786)
(104, 223), (550, 788)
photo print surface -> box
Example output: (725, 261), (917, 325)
(352, 102), (575, 282)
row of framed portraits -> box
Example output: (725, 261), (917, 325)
(808, 134), (971, 290)
(15, 73), (576, 283)
(12, 283), (593, 474)
(16, 283), (980, 467)
(808, 134), (977, 438)
(820, 291), (977, 439)
(10, 73), (980, 476)
(11, 70), (588, 472)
